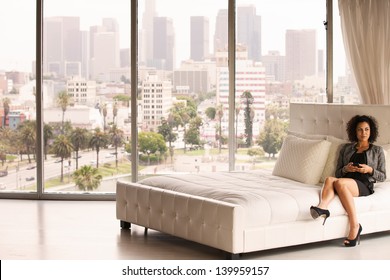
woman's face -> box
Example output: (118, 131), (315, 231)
(356, 121), (370, 142)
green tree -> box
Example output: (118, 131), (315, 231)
(57, 91), (72, 134)
(2, 98), (11, 127)
(138, 131), (167, 163)
(113, 94), (130, 107)
(43, 123), (54, 160)
(18, 120), (37, 164)
(169, 101), (197, 153)
(265, 104), (289, 120)
(157, 116), (177, 163)
(241, 91), (254, 147)
(72, 165), (102, 191)
(102, 103), (108, 132)
(205, 107), (216, 120)
(257, 118), (287, 158)
(216, 104), (224, 153)
(70, 127), (89, 169)
(109, 125), (124, 168)
(52, 134), (73, 182)
(112, 102), (118, 125)
(184, 116), (202, 148)
(89, 128), (108, 168)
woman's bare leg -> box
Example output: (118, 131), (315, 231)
(317, 177), (338, 209)
(333, 179), (360, 243)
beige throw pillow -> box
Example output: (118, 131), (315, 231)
(273, 135), (331, 185)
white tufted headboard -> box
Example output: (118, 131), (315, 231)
(289, 103), (390, 145)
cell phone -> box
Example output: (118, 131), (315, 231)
(352, 162), (361, 167)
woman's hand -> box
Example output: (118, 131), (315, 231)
(344, 162), (372, 174)
(345, 162), (373, 174)
(355, 163), (373, 174)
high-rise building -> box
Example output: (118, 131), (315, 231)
(214, 9), (228, 54)
(173, 61), (212, 95)
(285, 29), (317, 81)
(80, 30), (90, 79)
(44, 17), (81, 77)
(66, 77), (97, 107)
(216, 46), (265, 137)
(141, 74), (173, 131)
(140, 0), (157, 67)
(190, 16), (209, 61)
(153, 17), (175, 71)
(237, 5), (262, 62)
(318, 49), (324, 76)
(90, 18), (120, 82)
(262, 51), (286, 82)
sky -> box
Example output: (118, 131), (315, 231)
(0, 0), (346, 78)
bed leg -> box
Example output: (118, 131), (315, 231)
(144, 227), (148, 236)
(120, 220), (131, 229)
(225, 252), (240, 260)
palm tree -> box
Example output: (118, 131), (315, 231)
(57, 91), (71, 134)
(235, 102), (241, 151)
(43, 124), (54, 160)
(70, 128), (88, 170)
(216, 104), (224, 153)
(18, 120), (36, 163)
(2, 98), (10, 127)
(52, 134), (73, 182)
(102, 103), (107, 131)
(109, 125), (124, 168)
(241, 91), (254, 147)
(89, 128), (108, 168)
(72, 165), (102, 191)
(112, 102), (118, 125)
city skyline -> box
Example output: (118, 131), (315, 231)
(0, 0), (346, 78)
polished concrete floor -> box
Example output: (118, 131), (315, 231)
(1, 199), (390, 260)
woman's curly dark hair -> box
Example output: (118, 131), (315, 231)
(346, 115), (379, 143)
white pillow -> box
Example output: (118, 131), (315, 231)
(273, 135), (332, 185)
(287, 130), (327, 140)
(319, 136), (348, 182)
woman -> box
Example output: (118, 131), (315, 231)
(310, 115), (386, 247)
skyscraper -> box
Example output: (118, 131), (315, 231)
(214, 9), (228, 54)
(190, 16), (209, 61)
(285, 29), (317, 81)
(140, 0), (157, 67)
(44, 16), (81, 77)
(237, 5), (262, 62)
(262, 51), (286, 82)
(153, 17), (175, 71)
(214, 6), (261, 61)
(90, 18), (120, 81)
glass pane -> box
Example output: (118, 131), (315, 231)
(43, 0), (130, 193)
(136, 0), (228, 179)
(0, 1), (36, 193)
(333, 0), (359, 104)
(235, 0), (326, 171)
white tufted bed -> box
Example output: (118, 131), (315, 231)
(116, 103), (390, 258)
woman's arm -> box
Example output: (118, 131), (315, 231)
(371, 146), (386, 182)
(335, 144), (348, 178)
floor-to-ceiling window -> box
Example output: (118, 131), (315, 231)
(0, 0), (36, 194)
(1, 0), (348, 198)
(232, 0), (327, 172)
(41, 0), (130, 195)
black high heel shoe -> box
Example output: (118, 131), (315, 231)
(310, 206), (330, 225)
(344, 224), (362, 247)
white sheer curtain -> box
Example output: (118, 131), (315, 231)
(339, 0), (390, 104)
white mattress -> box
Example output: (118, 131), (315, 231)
(138, 170), (322, 228)
(138, 170), (390, 229)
